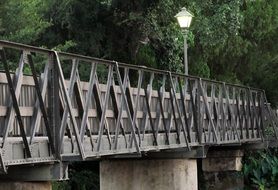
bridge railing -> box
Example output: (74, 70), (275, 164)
(0, 40), (276, 171)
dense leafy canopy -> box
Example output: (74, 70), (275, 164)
(0, 0), (277, 106)
(0, 1), (277, 189)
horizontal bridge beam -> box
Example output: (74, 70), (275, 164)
(0, 40), (276, 171)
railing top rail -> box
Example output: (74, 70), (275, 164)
(0, 40), (263, 92)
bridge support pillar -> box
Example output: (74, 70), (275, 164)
(100, 159), (197, 190)
(0, 181), (51, 190)
(202, 149), (244, 190)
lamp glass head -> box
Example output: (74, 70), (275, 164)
(175, 7), (193, 29)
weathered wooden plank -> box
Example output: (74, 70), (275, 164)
(27, 54), (55, 154)
(110, 79), (127, 150)
(169, 74), (190, 149)
(114, 63), (140, 152)
(0, 40), (273, 165)
(157, 75), (170, 145)
(55, 52), (85, 159)
(178, 77), (191, 142)
(75, 69), (95, 149)
(0, 49), (31, 158)
(199, 79), (218, 143)
(2, 53), (24, 147)
(141, 73), (154, 139)
(111, 68), (129, 150)
(96, 65), (113, 152)
(58, 59), (79, 155)
(79, 63), (97, 143)
(29, 59), (49, 144)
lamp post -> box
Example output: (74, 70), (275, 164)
(175, 7), (193, 75)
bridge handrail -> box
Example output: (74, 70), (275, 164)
(0, 40), (277, 172)
(0, 40), (262, 92)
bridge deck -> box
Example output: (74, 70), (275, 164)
(0, 40), (277, 173)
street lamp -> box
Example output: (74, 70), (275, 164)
(175, 7), (193, 75)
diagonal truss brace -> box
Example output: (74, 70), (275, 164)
(54, 52), (85, 159)
(0, 48), (31, 158)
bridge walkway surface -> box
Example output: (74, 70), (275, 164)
(0, 40), (277, 178)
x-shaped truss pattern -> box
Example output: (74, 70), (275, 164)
(0, 40), (277, 172)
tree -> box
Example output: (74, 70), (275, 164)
(0, 0), (50, 44)
(0, 0), (276, 105)
(240, 0), (278, 106)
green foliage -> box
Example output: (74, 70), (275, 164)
(0, 0), (50, 44)
(52, 163), (99, 190)
(189, 57), (210, 78)
(188, 0), (245, 82)
(2, 0), (274, 107)
(135, 45), (157, 68)
(239, 0), (278, 106)
(0, 0), (277, 106)
(52, 40), (77, 52)
(145, 0), (185, 72)
(243, 150), (278, 189)
(0, 0), (278, 188)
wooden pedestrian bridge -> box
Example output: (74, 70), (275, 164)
(0, 40), (277, 181)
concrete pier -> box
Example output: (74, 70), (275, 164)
(100, 159), (198, 190)
(0, 182), (52, 190)
(202, 149), (244, 190)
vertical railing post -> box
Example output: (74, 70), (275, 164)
(49, 52), (61, 158)
(197, 79), (202, 143)
(257, 91), (265, 140)
(259, 91), (278, 140)
(188, 79), (201, 143)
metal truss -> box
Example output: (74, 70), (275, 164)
(0, 40), (277, 173)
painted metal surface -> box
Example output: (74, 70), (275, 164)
(0, 40), (277, 173)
